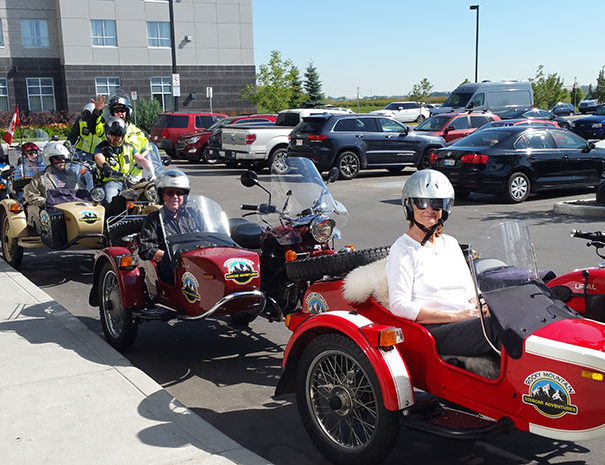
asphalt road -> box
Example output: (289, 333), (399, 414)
(16, 161), (605, 465)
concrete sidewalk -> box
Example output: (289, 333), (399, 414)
(0, 260), (271, 465)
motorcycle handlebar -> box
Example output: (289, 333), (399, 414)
(241, 204), (258, 211)
(571, 229), (605, 241)
(240, 203), (278, 214)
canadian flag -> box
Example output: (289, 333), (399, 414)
(2, 105), (19, 144)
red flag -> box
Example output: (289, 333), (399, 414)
(2, 105), (19, 144)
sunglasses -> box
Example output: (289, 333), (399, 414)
(164, 189), (185, 197)
(25, 150), (39, 155)
(412, 198), (449, 211)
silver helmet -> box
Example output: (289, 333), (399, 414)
(81, 102), (95, 120)
(401, 169), (454, 221)
(42, 141), (71, 165)
(156, 169), (190, 197)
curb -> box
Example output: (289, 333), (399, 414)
(553, 200), (605, 218)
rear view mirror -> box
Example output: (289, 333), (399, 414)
(240, 170), (259, 188)
(327, 167), (339, 183)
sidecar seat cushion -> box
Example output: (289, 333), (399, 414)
(343, 258), (389, 308)
(442, 354), (500, 380)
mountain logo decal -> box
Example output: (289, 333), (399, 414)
(522, 371), (578, 418)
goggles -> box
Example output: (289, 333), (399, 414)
(25, 150), (39, 155)
(164, 189), (185, 197)
(411, 198), (451, 211)
(112, 106), (128, 114)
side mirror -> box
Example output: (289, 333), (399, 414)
(444, 125), (455, 134)
(162, 155), (172, 166)
(327, 167), (339, 183)
(467, 102), (475, 109)
(1, 167), (14, 180)
(583, 142), (596, 153)
(240, 170), (259, 188)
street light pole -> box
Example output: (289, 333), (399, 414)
(168, 0), (178, 111)
(470, 5), (479, 83)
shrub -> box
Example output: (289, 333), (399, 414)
(133, 98), (162, 133)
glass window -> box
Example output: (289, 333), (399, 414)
(147, 22), (171, 47)
(334, 117), (376, 132)
(21, 20), (49, 48)
(26, 77), (55, 111)
(442, 92), (473, 108)
(0, 78), (8, 111)
(0, 21), (4, 47)
(490, 90), (532, 107)
(515, 131), (554, 149)
(378, 118), (406, 133)
(450, 116), (470, 130)
(469, 93), (484, 107)
(469, 116), (488, 128)
(150, 76), (173, 110)
(451, 129), (512, 148)
(416, 115), (450, 131)
(551, 130), (586, 149)
(195, 115), (220, 129)
(95, 77), (121, 97)
(91, 20), (117, 46)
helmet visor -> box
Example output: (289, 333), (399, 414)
(412, 198), (453, 211)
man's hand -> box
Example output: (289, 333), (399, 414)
(101, 163), (112, 178)
(91, 94), (107, 114)
(153, 249), (165, 262)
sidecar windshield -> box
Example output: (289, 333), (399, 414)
(162, 194), (230, 238)
(141, 143), (164, 180)
(469, 220), (539, 292)
(268, 157), (348, 222)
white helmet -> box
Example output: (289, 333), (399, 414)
(401, 169), (454, 221)
(42, 141), (71, 165)
(81, 102), (95, 119)
(156, 169), (190, 197)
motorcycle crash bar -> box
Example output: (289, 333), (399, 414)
(177, 290), (266, 320)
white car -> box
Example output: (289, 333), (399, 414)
(370, 101), (429, 123)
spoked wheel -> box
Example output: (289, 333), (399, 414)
(1, 211), (24, 269)
(296, 334), (399, 465)
(270, 147), (289, 174)
(504, 172), (530, 203)
(99, 262), (138, 351)
(336, 151), (361, 180)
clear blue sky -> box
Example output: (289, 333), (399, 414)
(252, 0), (603, 98)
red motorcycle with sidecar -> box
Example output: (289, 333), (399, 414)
(88, 193), (267, 351)
(276, 220), (605, 465)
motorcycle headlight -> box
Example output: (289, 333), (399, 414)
(310, 216), (336, 243)
(90, 187), (105, 203)
(144, 186), (158, 202)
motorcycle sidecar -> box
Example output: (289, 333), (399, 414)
(89, 233), (266, 351)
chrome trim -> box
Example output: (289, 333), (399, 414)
(178, 290), (266, 320)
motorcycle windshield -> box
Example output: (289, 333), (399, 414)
(267, 157), (348, 226)
(469, 220), (539, 293)
(141, 144), (164, 180)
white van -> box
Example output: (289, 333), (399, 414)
(432, 81), (534, 117)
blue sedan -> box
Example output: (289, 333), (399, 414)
(550, 102), (575, 116)
(571, 105), (605, 140)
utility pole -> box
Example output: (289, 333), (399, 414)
(470, 5), (479, 83)
(168, 0), (178, 111)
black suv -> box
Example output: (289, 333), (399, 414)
(287, 114), (444, 179)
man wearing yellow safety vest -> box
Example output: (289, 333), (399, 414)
(93, 116), (151, 204)
(67, 103), (103, 190)
(88, 93), (152, 160)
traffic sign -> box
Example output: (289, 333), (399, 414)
(130, 90), (137, 101)
(172, 73), (181, 97)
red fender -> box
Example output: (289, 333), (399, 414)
(282, 310), (414, 411)
(89, 247), (146, 309)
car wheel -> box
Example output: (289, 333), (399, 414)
(336, 151), (361, 180)
(269, 147), (289, 174)
(416, 114), (426, 123)
(1, 210), (24, 269)
(416, 148), (432, 170)
(296, 333), (399, 465)
(559, 122), (570, 130)
(504, 172), (530, 203)
(99, 262), (139, 351)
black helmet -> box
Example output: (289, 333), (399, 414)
(108, 94), (133, 121)
(104, 116), (127, 138)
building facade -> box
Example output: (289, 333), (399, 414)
(0, 0), (256, 115)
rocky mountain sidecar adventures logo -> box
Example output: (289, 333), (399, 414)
(181, 272), (201, 303)
(522, 371), (578, 418)
(78, 211), (101, 224)
(223, 258), (259, 285)
(305, 292), (328, 313)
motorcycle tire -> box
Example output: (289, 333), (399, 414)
(285, 246), (390, 283)
(107, 217), (146, 243)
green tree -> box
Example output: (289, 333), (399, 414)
(594, 68), (605, 103)
(288, 66), (308, 108)
(408, 78), (433, 102)
(529, 65), (568, 109)
(135, 97), (162, 133)
(570, 84), (584, 110)
(459, 78), (471, 86)
(240, 50), (299, 113)
(304, 61), (324, 105)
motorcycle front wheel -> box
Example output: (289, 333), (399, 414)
(296, 333), (399, 465)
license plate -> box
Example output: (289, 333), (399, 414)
(296, 139), (303, 146)
(443, 159), (455, 166)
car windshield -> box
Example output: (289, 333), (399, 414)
(416, 115), (451, 131)
(442, 92), (473, 108)
(450, 129), (512, 148)
(594, 105), (605, 115)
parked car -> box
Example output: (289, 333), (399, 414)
(176, 114), (277, 163)
(429, 126), (604, 203)
(477, 118), (560, 130)
(414, 111), (500, 143)
(287, 113), (444, 179)
(579, 94), (601, 114)
(432, 80), (534, 117)
(571, 104), (605, 140)
(206, 120), (275, 167)
(370, 102), (429, 123)
(150, 112), (227, 156)
(550, 102), (575, 116)
(499, 108), (570, 129)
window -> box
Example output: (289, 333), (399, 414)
(450, 116), (470, 130)
(470, 116), (489, 128)
(26, 78), (55, 111)
(0, 21), (4, 47)
(0, 79), (8, 111)
(378, 118), (406, 133)
(515, 131), (554, 150)
(95, 77), (121, 97)
(552, 130), (586, 149)
(469, 93), (484, 107)
(195, 115), (221, 129)
(150, 77), (173, 110)
(21, 20), (49, 48)
(91, 20), (117, 46)
(147, 22), (170, 47)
